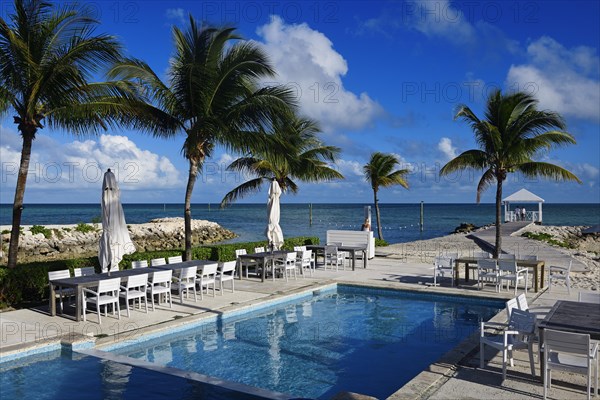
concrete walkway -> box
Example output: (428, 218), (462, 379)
(0, 255), (595, 399)
(469, 221), (588, 272)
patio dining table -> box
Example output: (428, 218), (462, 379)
(453, 257), (546, 292)
(237, 250), (289, 282)
(306, 244), (368, 270)
(49, 260), (215, 321)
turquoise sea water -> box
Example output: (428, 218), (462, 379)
(1, 203), (598, 244)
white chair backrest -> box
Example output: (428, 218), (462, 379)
(168, 256), (183, 264)
(179, 266), (197, 279)
(473, 251), (490, 259)
(74, 267), (95, 277)
(202, 263), (218, 276)
(498, 253), (516, 260)
(478, 259), (497, 270)
(435, 256), (452, 269)
(498, 259), (517, 273)
(325, 245), (338, 254)
(126, 273), (148, 287)
(254, 247), (265, 253)
(293, 246), (303, 252)
(151, 258), (167, 266)
(131, 260), (148, 269)
(442, 252), (459, 261)
(302, 250), (312, 261)
(151, 270), (172, 284)
(220, 261), (236, 273)
(506, 298), (519, 319)
(544, 328), (590, 355)
(516, 293), (529, 311)
(578, 292), (600, 304)
(235, 249), (247, 257)
(286, 252), (296, 262)
(565, 260), (573, 272)
(508, 309), (535, 334)
(98, 277), (121, 293)
(49, 270), (71, 280)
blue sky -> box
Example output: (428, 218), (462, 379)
(1, 0), (599, 205)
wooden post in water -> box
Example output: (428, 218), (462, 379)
(420, 201), (424, 231)
(309, 203), (313, 226)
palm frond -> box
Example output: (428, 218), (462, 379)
(518, 162), (582, 183)
(220, 177), (266, 208)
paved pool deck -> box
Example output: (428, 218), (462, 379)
(1, 256), (596, 400)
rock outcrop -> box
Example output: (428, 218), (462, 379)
(0, 218), (236, 263)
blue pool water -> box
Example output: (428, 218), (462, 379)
(0, 287), (503, 399)
(111, 286), (502, 399)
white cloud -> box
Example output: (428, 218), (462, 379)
(256, 16), (383, 132)
(0, 128), (181, 192)
(408, 0), (476, 45)
(506, 36), (600, 121)
(437, 137), (457, 161)
(335, 159), (364, 179)
(165, 8), (185, 24)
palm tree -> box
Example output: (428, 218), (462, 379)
(220, 112), (343, 206)
(363, 152), (409, 240)
(440, 90), (581, 257)
(108, 18), (294, 260)
(0, 0), (132, 268)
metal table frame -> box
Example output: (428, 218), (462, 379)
(306, 244), (368, 270)
(453, 257), (545, 292)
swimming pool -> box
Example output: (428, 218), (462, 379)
(109, 285), (503, 399)
(1, 285), (503, 399)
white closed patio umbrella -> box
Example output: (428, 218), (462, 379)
(265, 179), (284, 250)
(99, 169), (135, 272)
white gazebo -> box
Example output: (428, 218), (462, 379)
(502, 188), (544, 223)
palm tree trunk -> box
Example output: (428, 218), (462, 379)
(184, 159), (199, 261)
(494, 179), (503, 258)
(374, 189), (383, 240)
(7, 132), (35, 269)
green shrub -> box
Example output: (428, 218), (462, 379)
(30, 225), (52, 239)
(75, 222), (95, 233)
(521, 232), (575, 249)
(375, 238), (389, 247)
(1, 230), (9, 235)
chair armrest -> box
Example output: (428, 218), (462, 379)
(548, 265), (567, 272)
(516, 267), (529, 274)
(82, 287), (97, 296)
(590, 342), (599, 358)
(172, 276), (181, 283)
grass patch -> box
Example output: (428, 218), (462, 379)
(30, 225), (52, 239)
(375, 238), (389, 247)
(75, 222), (96, 233)
(521, 232), (575, 249)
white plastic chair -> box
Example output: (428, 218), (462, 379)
(543, 329), (599, 400)
(324, 245), (344, 271)
(498, 253), (516, 260)
(150, 258), (167, 266)
(254, 247), (265, 254)
(498, 259), (529, 295)
(119, 273), (148, 317)
(147, 270), (172, 311)
(217, 261), (236, 294)
(198, 263), (218, 298)
(172, 266), (197, 304)
(82, 277), (121, 323)
(48, 269), (75, 314)
(167, 256), (183, 264)
(505, 297), (519, 319)
(433, 256), (454, 287)
(296, 250), (314, 277)
(477, 259), (499, 291)
(73, 267), (96, 277)
(548, 260), (572, 293)
(274, 252), (297, 281)
(579, 292), (600, 304)
(480, 309), (536, 380)
(131, 260), (148, 269)
(473, 251), (491, 259)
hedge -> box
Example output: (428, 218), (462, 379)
(0, 236), (318, 309)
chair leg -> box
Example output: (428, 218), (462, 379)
(480, 342), (485, 369)
(502, 348), (507, 380)
(528, 343), (535, 377)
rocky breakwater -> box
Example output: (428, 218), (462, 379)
(0, 217), (236, 263)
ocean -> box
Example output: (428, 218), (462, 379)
(1, 203), (599, 245)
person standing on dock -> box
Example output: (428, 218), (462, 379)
(521, 206), (526, 221)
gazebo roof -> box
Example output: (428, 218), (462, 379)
(503, 188), (545, 203)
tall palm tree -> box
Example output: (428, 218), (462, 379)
(363, 152), (409, 240)
(0, 0), (132, 268)
(220, 112), (343, 206)
(108, 18), (294, 260)
(440, 90), (581, 257)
